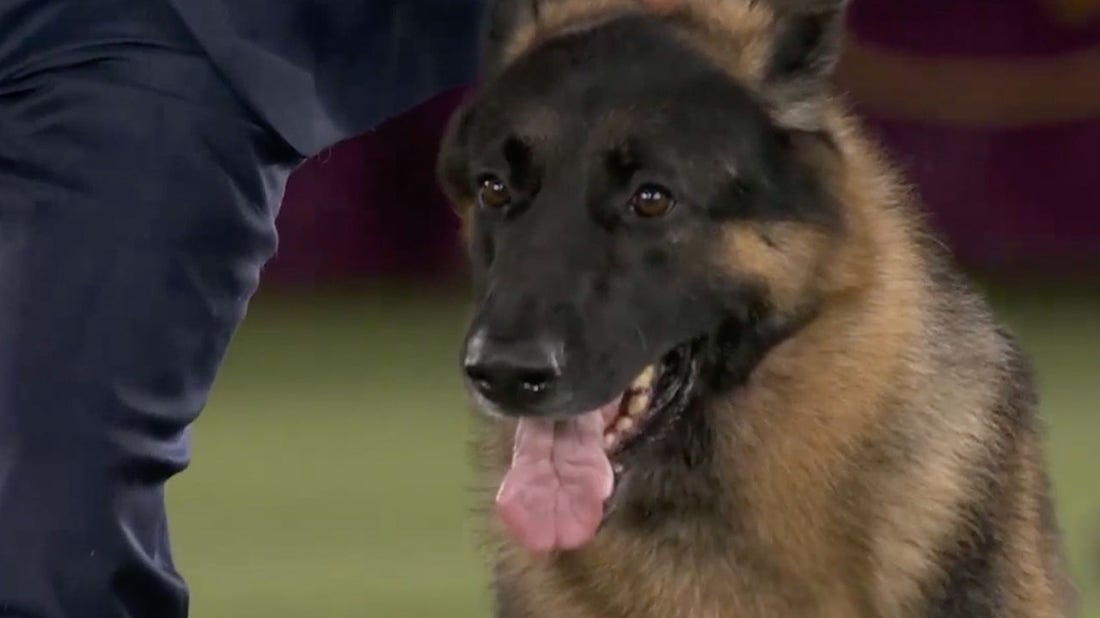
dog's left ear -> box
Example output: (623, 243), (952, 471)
(759, 0), (850, 131)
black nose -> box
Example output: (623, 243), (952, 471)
(463, 330), (563, 411)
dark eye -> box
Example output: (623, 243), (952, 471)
(477, 175), (512, 210)
(628, 184), (676, 218)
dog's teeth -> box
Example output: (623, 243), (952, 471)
(604, 433), (617, 449)
(615, 417), (634, 432)
(632, 365), (656, 389)
(627, 395), (648, 416)
(613, 463), (624, 475)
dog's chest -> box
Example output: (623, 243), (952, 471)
(498, 538), (870, 618)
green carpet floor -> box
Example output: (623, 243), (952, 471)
(167, 283), (1100, 617)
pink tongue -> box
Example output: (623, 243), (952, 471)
(495, 401), (619, 553)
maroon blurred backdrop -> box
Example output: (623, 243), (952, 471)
(264, 2), (1100, 286)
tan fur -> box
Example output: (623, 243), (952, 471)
(500, 0), (777, 85)
(465, 1), (1072, 616)
(719, 224), (834, 314)
(669, 0), (778, 84)
(498, 0), (643, 67)
(1001, 433), (1066, 617)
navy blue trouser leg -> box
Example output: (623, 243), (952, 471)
(0, 0), (482, 614)
(0, 15), (299, 618)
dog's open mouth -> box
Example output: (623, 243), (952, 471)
(601, 344), (694, 456)
(494, 342), (697, 554)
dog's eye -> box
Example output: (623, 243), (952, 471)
(628, 184), (676, 218)
(477, 175), (512, 210)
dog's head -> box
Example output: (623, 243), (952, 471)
(439, 0), (855, 456)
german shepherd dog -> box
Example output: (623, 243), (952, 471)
(436, 1), (1075, 615)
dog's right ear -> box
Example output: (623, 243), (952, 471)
(437, 101), (477, 208)
(481, 0), (542, 76)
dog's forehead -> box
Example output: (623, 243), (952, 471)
(469, 105), (664, 161)
(477, 64), (744, 134)
(466, 16), (776, 167)
(497, 16), (711, 93)
(487, 22), (761, 113)
(476, 90), (762, 162)
(500, 104), (564, 143)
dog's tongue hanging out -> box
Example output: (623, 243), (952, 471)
(495, 400), (619, 553)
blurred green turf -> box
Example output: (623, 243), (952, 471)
(168, 282), (1100, 617)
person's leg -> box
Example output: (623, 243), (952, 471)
(0, 3), (300, 615)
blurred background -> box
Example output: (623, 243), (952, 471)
(166, 2), (1100, 616)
